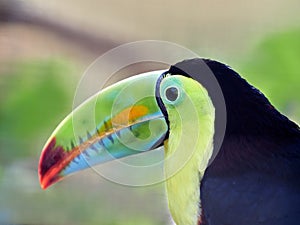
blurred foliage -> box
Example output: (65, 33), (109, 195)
(238, 29), (300, 122)
(0, 60), (75, 164)
(2, 186), (163, 225)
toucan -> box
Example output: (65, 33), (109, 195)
(38, 58), (300, 225)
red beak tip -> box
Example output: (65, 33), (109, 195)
(39, 177), (48, 190)
(38, 136), (67, 190)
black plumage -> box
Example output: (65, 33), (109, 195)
(168, 59), (300, 225)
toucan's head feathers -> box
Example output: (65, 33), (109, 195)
(169, 58), (300, 137)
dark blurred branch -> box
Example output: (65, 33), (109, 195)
(0, 0), (122, 53)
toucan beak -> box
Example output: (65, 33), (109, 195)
(38, 71), (168, 189)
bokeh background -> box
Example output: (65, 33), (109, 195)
(0, 0), (299, 224)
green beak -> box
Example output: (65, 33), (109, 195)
(39, 71), (168, 189)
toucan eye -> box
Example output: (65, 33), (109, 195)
(165, 86), (179, 102)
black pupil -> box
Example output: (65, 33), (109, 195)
(166, 87), (179, 101)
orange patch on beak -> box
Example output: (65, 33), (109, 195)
(112, 105), (149, 127)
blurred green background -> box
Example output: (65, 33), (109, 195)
(0, 0), (299, 224)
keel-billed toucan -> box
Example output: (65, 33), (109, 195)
(39, 59), (300, 225)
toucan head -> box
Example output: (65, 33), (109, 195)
(38, 58), (224, 190)
(39, 58), (300, 225)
